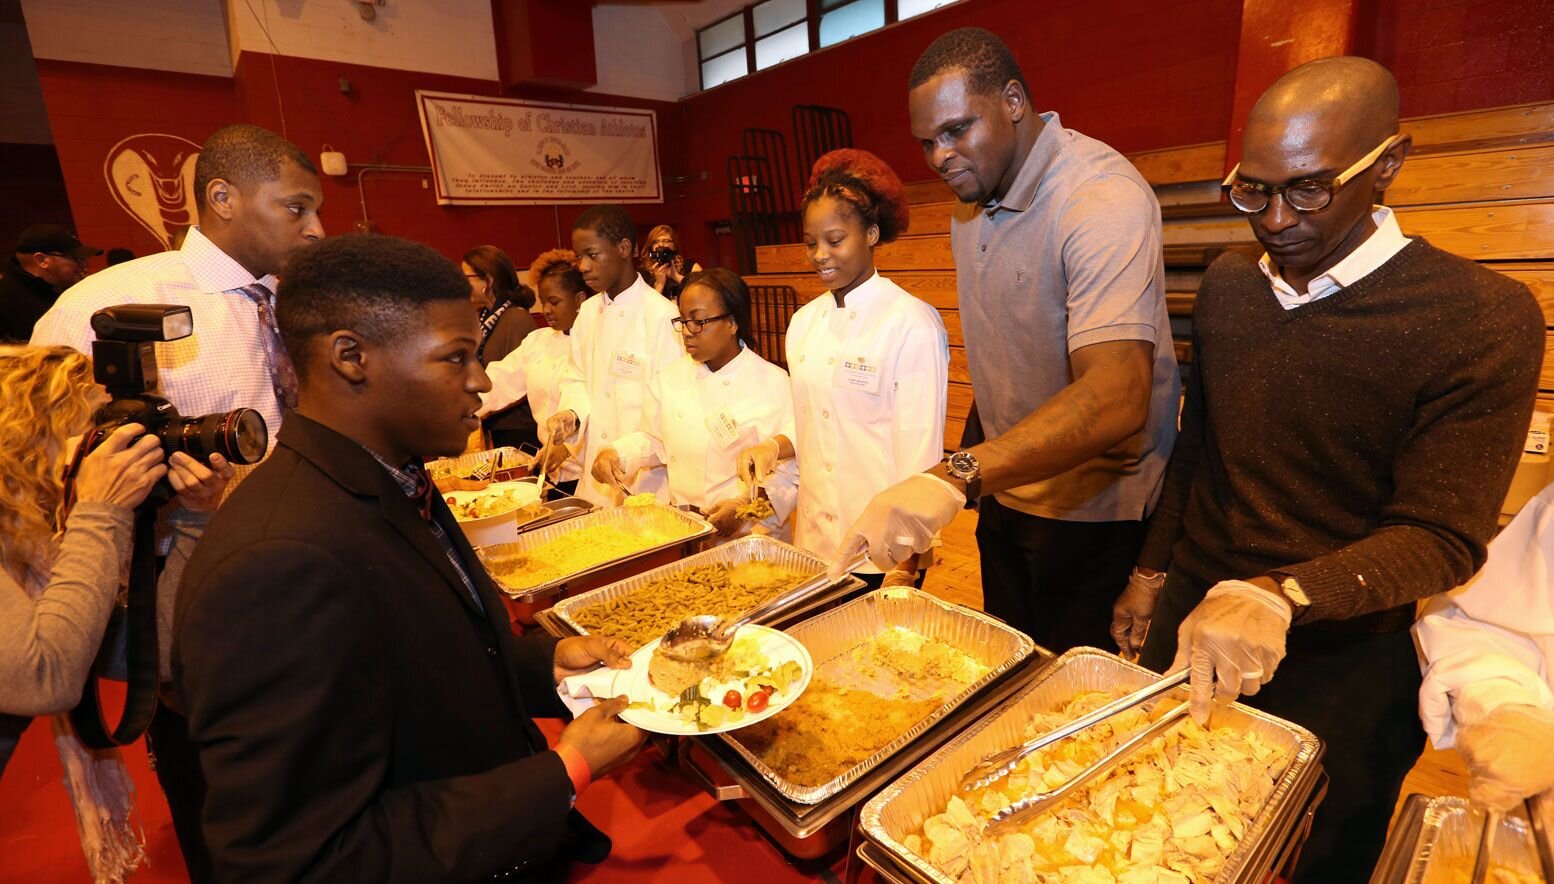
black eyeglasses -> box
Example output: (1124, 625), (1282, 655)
(1222, 134), (1400, 214)
(671, 313), (732, 335)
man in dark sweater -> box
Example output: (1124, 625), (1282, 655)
(0, 224), (99, 341)
(1128, 58), (1544, 882)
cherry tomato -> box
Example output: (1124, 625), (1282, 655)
(723, 690), (742, 710)
(747, 690), (770, 713)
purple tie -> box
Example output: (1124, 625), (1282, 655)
(237, 282), (299, 411)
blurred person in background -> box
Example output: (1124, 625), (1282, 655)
(463, 245), (541, 451)
(0, 224), (101, 342)
(639, 224), (702, 302)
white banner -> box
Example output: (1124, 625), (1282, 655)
(415, 91), (662, 206)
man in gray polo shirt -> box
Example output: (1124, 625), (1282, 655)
(836, 28), (1178, 652)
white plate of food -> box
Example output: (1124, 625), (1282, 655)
(444, 480), (544, 547)
(560, 624), (813, 736)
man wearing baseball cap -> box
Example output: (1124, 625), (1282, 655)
(0, 224), (101, 341)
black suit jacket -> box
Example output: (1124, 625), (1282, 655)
(174, 414), (590, 883)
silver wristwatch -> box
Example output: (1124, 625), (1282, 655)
(945, 450), (981, 507)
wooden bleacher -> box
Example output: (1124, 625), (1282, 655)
(743, 100), (1554, 447)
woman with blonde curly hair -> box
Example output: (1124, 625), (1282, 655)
(0, 345), (230, 883)
(477, 250), (591, 496)
(638, 224), (702, 301)
(737, 149), (949, 586)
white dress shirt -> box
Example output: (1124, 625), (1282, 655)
(478, 327), (588, 483)
(31, 226), (285, 453)
(611, 346), (799, 541)
(568, 276), (684, 506)
(785, 271), (949, 568)
(1415, 483), (1554, 749)
(1257, 205), (1412, 308)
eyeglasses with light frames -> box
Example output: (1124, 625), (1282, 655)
(1221, 134), (1401, 214)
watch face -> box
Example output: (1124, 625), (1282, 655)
(949, 451), (978, 476)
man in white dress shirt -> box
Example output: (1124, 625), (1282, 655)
(559, 204), (682, 507)
(31, 122), (323, 884)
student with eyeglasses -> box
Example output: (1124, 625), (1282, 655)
(590, 269), (797, 541)
(1127, 58), (1543, 882)
(737, 149), (949, 587)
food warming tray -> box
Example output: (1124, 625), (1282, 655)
(1371, 794), (1550, 884)
(474, 503), (713, 602)
(861, 646), (1326, 884)
(549, 535), (866, 642)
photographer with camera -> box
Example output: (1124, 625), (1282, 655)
(639, 224), (702, 302)
(0, 344), (230, 883)
(30, 122), (319, 883)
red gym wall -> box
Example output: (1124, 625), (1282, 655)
(35, 51), (688, 265)
(28, 0), (1554, 269)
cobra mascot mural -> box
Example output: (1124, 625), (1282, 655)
(103, 133), (201, 250)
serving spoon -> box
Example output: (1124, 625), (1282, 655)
(658, 554), (864, 662)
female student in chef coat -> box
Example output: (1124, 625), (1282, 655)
(478, 249), (589, 496)
(590, 269), (798, 540)
(738, 149), (949, 586)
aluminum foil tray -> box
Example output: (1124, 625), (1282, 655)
(474, 503), (712, 602)
(720, 588), (1037, 806)
(551, 535), (854, 641)
(861, 647), (1323, 884)
(1374, 794), (1547, 884)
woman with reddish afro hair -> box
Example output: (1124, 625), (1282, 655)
(737, 149), (949, 587)
(477, 248), (591, 494)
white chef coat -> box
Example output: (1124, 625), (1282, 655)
(569, 276), (684, 506)
(1415, 482), (1554, 749)
(785, 270), (949, 568)
(477, 327), (588, 483)
(611, 345), (799, 541)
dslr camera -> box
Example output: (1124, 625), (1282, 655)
(82, 305), (268, 503)
(649, 245), (677, 266)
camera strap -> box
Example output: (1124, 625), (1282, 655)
(68, 503), (162, 749)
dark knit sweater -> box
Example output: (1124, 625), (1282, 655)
(1138, 239), (1544, 632)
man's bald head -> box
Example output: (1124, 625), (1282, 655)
(1245, 57), (1400, 173)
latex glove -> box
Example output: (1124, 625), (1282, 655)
(737, 438), (781, 487)
(880, 569), (919, 589)
(535, 441), (572, 476)
(547, 410), (580, 443)
(1457, 704), (1554, 811)
(1111, 567), (1167, 659)
(703, 498), (742, 536)
(1170, 580), (1291, 725)
(835, 473), (965, 575)
(169, 451), (235, 513)
(591, 447), (627, 488)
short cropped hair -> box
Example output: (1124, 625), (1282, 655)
(803, 149), (910, 244)
(277, 234), (469, 380)
(909, 27), (1028, 97)
(571, 204), (636, 249)
(194, 124), (316, 213)
(682, 268), (756, 352)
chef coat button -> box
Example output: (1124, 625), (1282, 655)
(801, 406), (808, 414)
(677, 411), (684, 418)
(723, 380), (730, 387)
(601, 432), (609, 440)
(825, 463), (833, 472)
(800, 355), (806, 362)
(486, 646), (497, 657)
(605, 392), (612, 399)
(849, 311), (857, 319)
(827, 357), (835, 365)
(669, 456), (676, 463)
(822, 410), (830, 419)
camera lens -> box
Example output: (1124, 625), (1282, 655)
(160, 408), (269, 465)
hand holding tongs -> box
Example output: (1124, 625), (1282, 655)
(960, 668), (1191, 794)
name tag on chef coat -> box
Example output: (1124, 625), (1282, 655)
(837, 356), (882, 394)
(610, 350), (646, 381)
(705, 411), (743, 449)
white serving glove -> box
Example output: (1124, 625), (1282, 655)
(1170, 579), (1292, 724)
(736, 438), (782, 487)
(1456, 704), (1554, 811)
(834, 473), (965, 576)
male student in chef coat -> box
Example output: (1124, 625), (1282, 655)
(548, 204), (683, 507)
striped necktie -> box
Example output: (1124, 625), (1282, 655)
(237, 282), (300, 411)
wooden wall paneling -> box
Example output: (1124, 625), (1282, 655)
(949, 346), (970, 385)
(743, 270), (961, 309)
(1397, 202), (1554, 261)
(1387, 145), (1554, 207)
(1494, 264), (1554, 326)
(1401, 102), (1554, 154)
(904, 180), (955, 205)
(1542, 332), (1554, 391)
(1126, 142), (1228, 186)
(755, 235), (955, 273)
(909, 201), (955, 236)
(1161, 214), (1257, 247)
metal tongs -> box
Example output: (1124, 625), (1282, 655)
(962, 669), (1192, 833)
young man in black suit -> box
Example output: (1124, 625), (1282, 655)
(173, 233), (644, 883)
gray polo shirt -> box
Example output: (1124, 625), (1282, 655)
(953, 111), (1179, 522)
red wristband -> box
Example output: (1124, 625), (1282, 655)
(554, 743), (592, 796)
